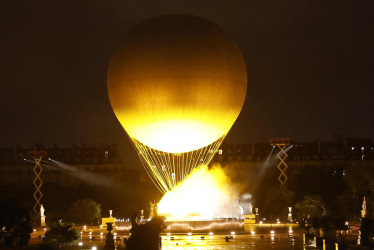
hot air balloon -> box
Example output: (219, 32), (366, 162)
(107, 15), (247, 193)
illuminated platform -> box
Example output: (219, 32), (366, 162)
(115, 219), (298, 234)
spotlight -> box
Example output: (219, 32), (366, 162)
(78, 242), (83, 246)
(187, 232), (192, 236)
(209, 232), (213, 236)
(92, 247), (97, 250)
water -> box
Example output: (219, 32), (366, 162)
(161, 233), (302, 249)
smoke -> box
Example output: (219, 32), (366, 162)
(239, 193), (252, 201)
(215, 145), (293, 215)
(46, 159), (114, 188)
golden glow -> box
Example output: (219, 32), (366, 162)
(107, 15), (246, 153)
(129, 120), (226, 153)
(158, 164), (236, 221)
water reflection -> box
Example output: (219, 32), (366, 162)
(161, 234), (302, 249)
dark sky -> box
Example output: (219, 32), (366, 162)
(1, 0), (373, 152)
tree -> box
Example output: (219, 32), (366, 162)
(346, 171), (373, 198)
(0, 198), (33, 248)
(44, 221), (79, 247)
(66, 199), (101, 224)
(295, 195), (325, 218)
(295, 195), (325, 235)
(254, 175), (294, 220)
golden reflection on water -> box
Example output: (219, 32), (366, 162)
(161, 234), (301, 250)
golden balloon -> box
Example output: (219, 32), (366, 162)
(108, 15), (246, 153)
(107, 15), (247, 192)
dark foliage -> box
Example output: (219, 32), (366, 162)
(0, 198), (33, 248)
(360, 218), (374, 246)
(38, 242), (58, 250)
(44, 221), (79, 247)
(65, 199), (101, 225)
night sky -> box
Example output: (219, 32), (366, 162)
(1, 0), (373, 154)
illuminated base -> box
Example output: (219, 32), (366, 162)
(115, 219), (298, 234)
(41, 215), (46, 227)
(243, 214), (256, 224)
(159, 213), (202, 222)
(102, 217), (116, 227)
(288, 213), (293, 221)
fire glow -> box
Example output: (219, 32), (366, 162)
(157, 164), (238, 221)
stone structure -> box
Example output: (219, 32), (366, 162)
(105, 222), (115, 250)
(40, 204), (46, 227)
(102, 210), (116, 227)
(140, 210), (144, 222)
(243, 202), (256, 232)
(149, 201), (156, 219)
(361, 196), (366, 218)
(288, 207), (293, 221)
(248, 202), (253, 214)
(358, 197), (367, 245)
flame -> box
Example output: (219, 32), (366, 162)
(157, 164), (237, 221)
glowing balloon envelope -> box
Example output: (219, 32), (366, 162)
(107, 15), (247, 192)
